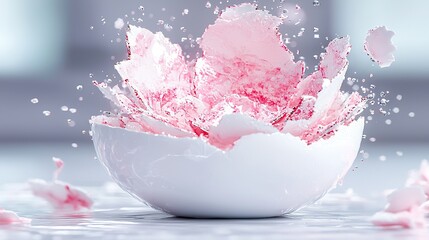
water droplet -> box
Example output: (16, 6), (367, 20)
(30, 98), (39, 104)
(205, 1), (212, 8)
(379, 155), (387, 161)
(396, 94), (402, 101)
(385, 119), (392, 125)
(138, 6), (144, 11)
(67, 119), (76, 127)
(369, 137), (376, 142)
(392, 107), (400, 113)
(90, 26), (94, 30)
(409, 112), (415, 118)
(61, 106), (69, 112)
(164, 23), (173, 32)
(71, 143), (78, 148)
(82, 130), (87, 135)
(42, 111), (51, 116)
(213, 6), (219, 15)
(182, 9), (189, 15)
(396, 151), (403, 157)
(78, 97), (84, 101)
(76, 85), (83, 91)
(89, 73), (94, 78)
(313, 34), (320, 39)
(69, 108), (77, 114)
(313, 0), (320, 6)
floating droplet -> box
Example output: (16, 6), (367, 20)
(379, 155), (387, 161)
(409, 112), (415, 118)
(182, 9), (189, 15)
(67, 119), (76, 127)
(396, 151), (403, 157)
(369, 137), (376, 142)
(396, 94), (402, 101)
(43, 111), (51, 116)
(164, 23), (173, 32)
(206, 1), (212, 8)
(213, 6), (220, 15)
(114, 18), (125, 30)
(385, 119), (392, 125)
(313, 0), (320, 6)
(30, 98), (39, 104)
(71, 143), (78, 148)
(76, 85), (83, 91)
(69, 108), (77, 114)
(61, 106), (69, 112)
(392, 107), (400, 113)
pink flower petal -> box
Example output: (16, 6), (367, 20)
(195, 3), (305, 115)
(364, 26), (396, 68)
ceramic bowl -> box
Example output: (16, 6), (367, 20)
(92, 118), (364, 218)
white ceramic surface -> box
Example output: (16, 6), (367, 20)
(92, 118), (364, 218)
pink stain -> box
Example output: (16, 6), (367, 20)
(94, 3), (365, 149)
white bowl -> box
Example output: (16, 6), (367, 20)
(92, 118), (364, 218)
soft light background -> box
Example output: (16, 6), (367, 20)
(0, 0), (428, 196)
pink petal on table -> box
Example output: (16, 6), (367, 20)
(371, 206), (426, 229)
(0, 209), (31, 225)
(29, 159), (93, 211)
(384, 187), (426, 213)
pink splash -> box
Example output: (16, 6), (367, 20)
(364, 26), (396, 68)
(0, 209), (31, 225)
(29, 157), (93, 211)
(371, 187), (428, 229)
(93, 3), (365, 149)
